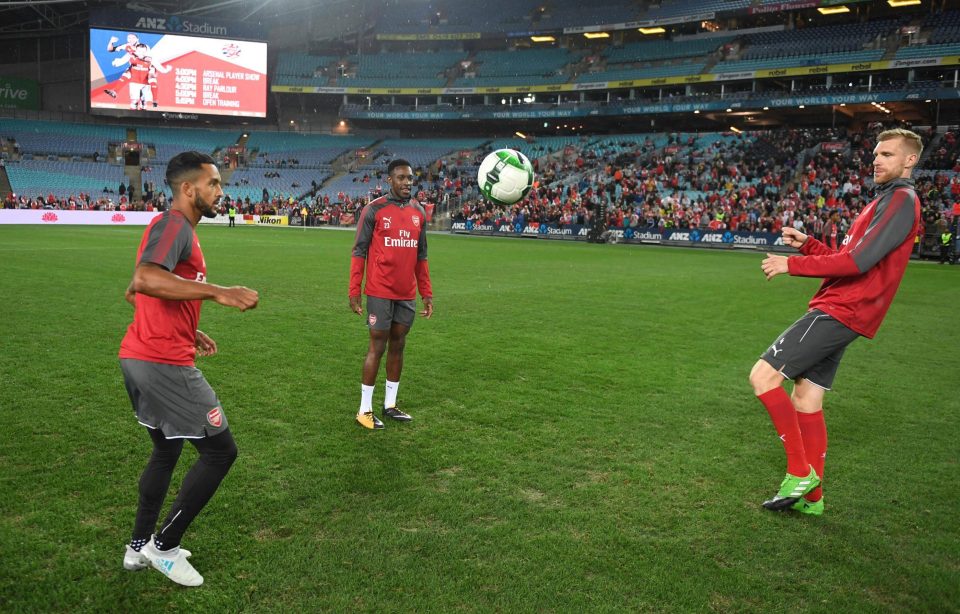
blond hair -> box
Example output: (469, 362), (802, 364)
(877, 128), (923, 156)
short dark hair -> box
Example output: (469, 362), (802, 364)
(387, 159), (411, 175)
(166, 151), (216, 194)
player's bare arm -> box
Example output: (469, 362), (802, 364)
(420, 297), (433, 319)
(132, 262), (259, 311)
(781, 227), (808, 248)
(349, 295), (363, 315)
(761, 253), (790, 281)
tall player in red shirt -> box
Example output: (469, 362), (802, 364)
(118, 151), (258, 586)
(750, 129), (923, 515)
(349, 159), (433, 429)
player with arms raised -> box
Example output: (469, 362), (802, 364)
(104, 33), (138, 99)
(110, 42), (170, 110)
(349, 159), (434, 429)
(118, 151), (258, 586)
(749, 129), (923, 515)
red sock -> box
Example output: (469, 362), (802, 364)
(797, 410), (827, 502)
(757, 387), (809, 476)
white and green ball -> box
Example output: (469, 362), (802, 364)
(477, 148), (535, 206)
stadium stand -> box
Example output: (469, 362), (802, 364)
(6, 160), (126, 200)
(3, 119), (124, 157)
(712, 50), (885, 74)
(578, 63), (706, 83)
(739, 20), (898, 60)
(604, 37), (735, 64)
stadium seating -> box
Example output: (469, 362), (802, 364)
(534, 1), (639, 30)
(2, 119), (125, 157)
(245, 132), (375, 167)
(578, 63), (706, 83)
(275, 53), (339, 79)
(712, 50), (885, 73)
(604, 37), (734, 64)
(894, 42), (960, 60)
(639, 0), (752, 22)
(136, 127), (239, 162)
(373, 0), (537, 35)
(470, 48), (581, 77)
(927, 10), (960, 45)
(6, 159), (126, 200)
(739, 20), (898, 60)
(224, 167), (332, 202)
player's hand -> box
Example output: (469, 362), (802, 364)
(420, 297), (433, 319)
(349, 295), (363, 315)
(761, 253), (790, 281)
(109, 36), (119, 44)
(195, 329), (218, 357)
(782, 227), (808, 249)
(215, 286), (259, 311)
(112, 58), (126, 67)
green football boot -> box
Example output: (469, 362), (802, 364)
(762, 465), (820, 511)
(791, 497), (824, 516)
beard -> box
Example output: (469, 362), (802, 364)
(196, 193), (218, 218)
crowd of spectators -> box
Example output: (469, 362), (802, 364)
(4, 126), (957, 246)
(451, 125), (959, 249)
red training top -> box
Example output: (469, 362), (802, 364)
(349, 194), (432, 301)
(788, 178), (920, 338)
(119, 210), (206, 366)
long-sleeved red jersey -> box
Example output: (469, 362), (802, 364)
(787, 178), (920, 338)
(349, 194), (432, 301)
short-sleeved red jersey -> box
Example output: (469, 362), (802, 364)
(119, 210), (206, 366)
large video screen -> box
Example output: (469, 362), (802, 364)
(89, 28), (267, 118)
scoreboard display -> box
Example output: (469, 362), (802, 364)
(89, 11), (267, 118)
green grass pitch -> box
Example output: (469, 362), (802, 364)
(0, 225), (957, 612)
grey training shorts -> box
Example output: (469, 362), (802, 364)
(120, 358), (228, 439)
(365, 295), (416, 330)
(760, 309), (861, 390)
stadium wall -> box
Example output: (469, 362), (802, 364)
(1, 58), (86, 113)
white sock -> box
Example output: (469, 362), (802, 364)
(384, 380), (399, 409)
(359, 384), (374, 414)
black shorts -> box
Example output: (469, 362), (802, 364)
(120, 358), (228, 439)
(365, 295), (416, 331)
(760, 309), (860, 390)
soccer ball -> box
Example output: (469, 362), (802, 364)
(477, 148), (534, 206)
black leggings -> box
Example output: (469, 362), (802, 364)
(132, 427), (238, 549)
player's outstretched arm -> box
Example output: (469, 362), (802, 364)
(112, 53), (131, 67)
(131, 263), (259, 311)
(785, 226), (835, 256)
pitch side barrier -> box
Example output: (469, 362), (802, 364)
(0, 211), (291, 226)
(450, 221), (792, 251)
